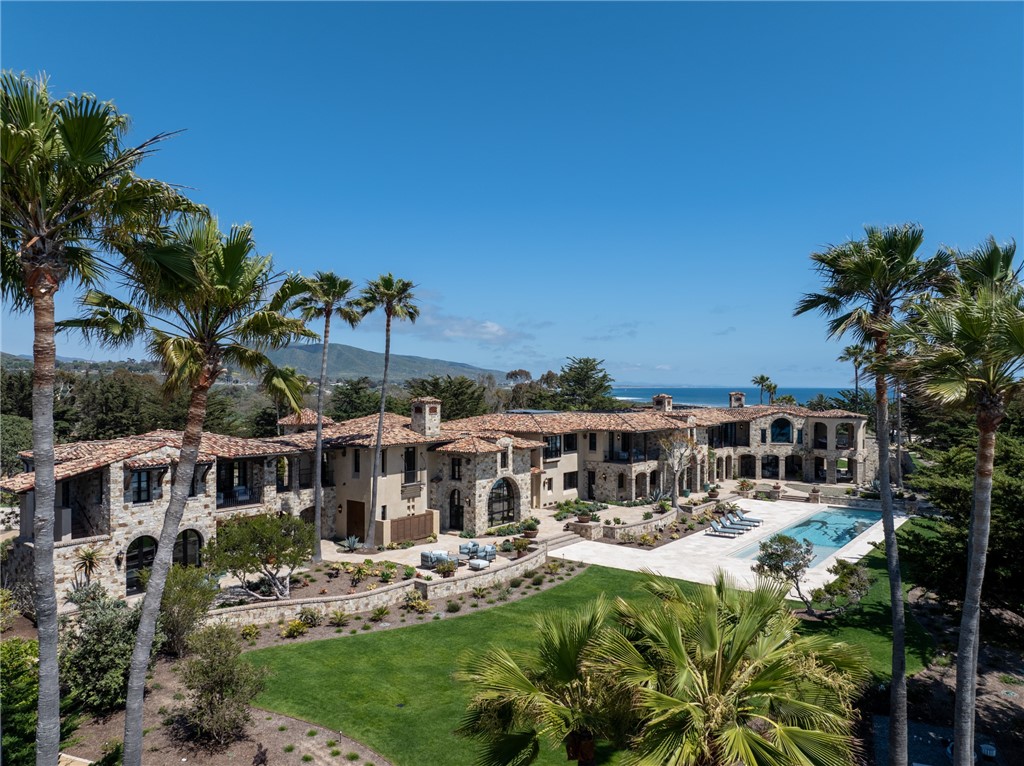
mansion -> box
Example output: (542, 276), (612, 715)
(1, 392), (870, 599)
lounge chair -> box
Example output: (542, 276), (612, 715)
(735, 509), (763, 525)
(715, 517), (749, 533)
(478, 544), (497, 562)
(725, 513), (758, 528)
(459, 541), (480, 557)
(707, 521), (741, 538)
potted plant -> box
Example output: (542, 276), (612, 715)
(736, 478), (755, 498)
(576, 510), (592, 523)
(435, 559), (457, 578)
(707, 485), (720, 499)
(513, 537), (532, 558)
(521, 518), (539, 539)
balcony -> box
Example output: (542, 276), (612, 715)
(216, 484), (263, 509)
(604, 448), (661, 464)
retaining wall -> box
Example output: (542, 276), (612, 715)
(413, 545), (547, 601)
(206, 545), (550, 627)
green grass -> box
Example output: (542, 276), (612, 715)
(249, 567), (667, 765)
(250, 537), (933, 766)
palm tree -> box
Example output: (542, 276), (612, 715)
(794, 223), (952, 766)
(356, 274), (419, 550)
(455, 597), (633, 765)
(893, 239), (1022, 766)
(751, 374), (772, 404)
(594, 572), (870, 766)
(63, 214), (311, 766)
(289, 272), (360, 561)
(765, 380), (778, 404)
(837, 343), (870, 404)
(260, 364), (310, 435)
(0, 71), (196, 766)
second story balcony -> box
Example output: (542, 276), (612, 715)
(604, 447), (661, 464)
(216, 483), (263, 509)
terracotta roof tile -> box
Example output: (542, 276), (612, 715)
(435, 437), (503, 454)
(277, 408), (336, 427)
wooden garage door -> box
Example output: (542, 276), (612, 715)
(390, 512), (433, 544)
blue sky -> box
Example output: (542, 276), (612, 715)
(2, 1), (1022, 386)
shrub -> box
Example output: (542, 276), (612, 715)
(512, 538), (531, 553)
(508, 578), (523, 589)
(328, 609), (350, 627)
(531, 574), (545, 586)
(146, 564), (218, 657)
(402, 565), (416, 580)
(544, 561), (562, 575)
(379, 569), (394, 583)
(1, 639), (38, 764)
(0, 586), (16, 632)
(181, 624), (269, 744)
(642, 511), (653, 520)
(499, 539), (515, 553)
(370, 606), (390, 622)
(239, 624), (261, 641)
(446, 600), (461, 613)
(297, 606), (323, 627)
(59, 585), (164, 713)
(495, 587), (511, 602)
(281, 620), (308, 639)
(434, 559), (457, 576)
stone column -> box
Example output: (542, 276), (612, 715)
(825, 458), (837, 484)
(754, 458), (762, 480)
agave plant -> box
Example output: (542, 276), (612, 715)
(73, 546), (107, 584)
(341, 535), (362, 553)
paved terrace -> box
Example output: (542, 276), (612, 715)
(548, 498), (909, 593)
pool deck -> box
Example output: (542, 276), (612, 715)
(549, 498), (909, 594)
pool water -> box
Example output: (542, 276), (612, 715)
(735, 506), (882, 566)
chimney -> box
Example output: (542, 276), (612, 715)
(410, 397), (441, 437)
(729, 391), (746, 408)
(652, 393), (673, 412)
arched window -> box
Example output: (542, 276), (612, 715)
(449, 489), (463, 531)
(770, 418), (793, 443)
(173, 529), (203, 567)
(836, 422), (854, 449)
(487, 479), (515, 526)
(126, 535), (158, 594)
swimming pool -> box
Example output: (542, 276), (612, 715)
(735, 506), (882, 566)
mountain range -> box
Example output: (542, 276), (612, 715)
(266, 343), (506, 385)
(2, 346), (507, 386)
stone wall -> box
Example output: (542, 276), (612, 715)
(205, 546), (549, 626)
(413, 545), (547, 601)
(601, 509), (682, 541)
(207, 579), (415, 628)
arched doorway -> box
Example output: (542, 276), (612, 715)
(739, 454), (756, 479)
(487, 479), (515, 526)
(784, 455), (803, 481)
(173, 529), (203, 567)
(449, 489), (464, 531)
(761, 455), (780, 480)
(836, 423), (854, 449)
(813, 422), (828, 449)
(126, 535), (158, 594)
(635, 473), (648, 498)
(300, 506), (315, 527)
(649, 470), (659, 494)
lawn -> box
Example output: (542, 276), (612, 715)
(249, 526), (933, 766)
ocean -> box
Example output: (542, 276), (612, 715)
(611, 386), (845, 408)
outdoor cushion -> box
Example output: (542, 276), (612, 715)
(468, 558), (489, 571)
(479, 545), (497, 561)
(459, 542), (480, 556)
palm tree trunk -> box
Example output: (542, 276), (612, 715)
(952, 405), (1001, 766)
(895, 382), (904, 490)
(31, 281), (61, 766)
(122, 379), (212, 766)
(874, 341), (908, 766)
(366, 313), (391, 550)
(312, 317), (331, 563)
(853, 366), (860, 403)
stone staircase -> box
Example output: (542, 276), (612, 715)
(545, 531), (583, 552)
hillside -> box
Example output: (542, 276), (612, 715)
(266, 343), (506, 384)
